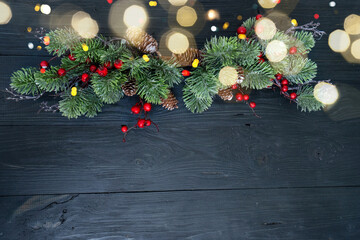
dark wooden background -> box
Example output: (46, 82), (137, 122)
(1, 0), (360, 239)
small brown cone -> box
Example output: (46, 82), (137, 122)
(122, 78), (138, 96)
(218, 87), (233, 101)
(161, 92), (178, 111)
(172, 48), (201, 66)
(126, 27), (158, 54)
(237, 66), (245, 84)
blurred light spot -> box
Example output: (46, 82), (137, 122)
(28, 42), (34, 49)
(291, 19), (298, 27)
(124, 5), (148, 28)
(266, 40), (287, 62)
(27, 27), (32, 32)
(258, 0), (277, 9)
(0, 2), (12, 25)
(177, 6), (197, 27)
(207, 9), (219, 21)
(223, 22), (229, 30)
(219, 66), (238, 86)
(72, 11), (99, 38)
(328, 29), (350, 53)
(344, 14), (360, 35)
(43, 36), (50, 45)
(351, 39), (360, 59)
(237, 15), (243, 21)
(40, 4), (51, 15)
(37, 46), (42, 51)
(34, 4), (40, 12)
(149, 1), (158, 7)
(329, 1), (336, 7)
(314, 13), (319, 19)
(255, 17), (277, 40)
(167, 32), (189, 54)
(168, 0), (187, 6)
(265, 10), (291, 31)
(314, 82), (339, 105)
(211, 26), (217, 32)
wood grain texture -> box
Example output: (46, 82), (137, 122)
(1, 188), (360, 240)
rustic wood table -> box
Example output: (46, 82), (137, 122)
(1, 0), (360, 239)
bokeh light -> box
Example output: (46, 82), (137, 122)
(223, 22), (229, 30)
(72, 11), (99, 38)
(351, 39), (360, 59)
(328, 29), (351, 53)
(266, 40), (287, 62)
(207, 9), (220, 21)
(168, 0), (187, 6)
(258, 0), (278, 9)
(40, 4), (51, 15)
(176, 6), (197, 27)
(329, 1), (336, 7)
(219, 66), (238, 86)
(344, 14), (360, 35)
(0, 2), (12, 25)
(167, 32), (189, 54)
(28, 42), (34, 49)
(265, 11), (291, 31)
(211, 26), (217, 32)
(255, 17), (277, 40)
(314, 82), (339, 105)
(124, 5), (148, 28)
(34, 4), (40, 12)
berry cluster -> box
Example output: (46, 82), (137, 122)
(272, 74), (298, 100)
(121, 101), (159, 142)
(232, 83), (257, 110)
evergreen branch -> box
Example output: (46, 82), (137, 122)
(45, 28), (82, 56)
(293, 31), (315, 51)
(91, 71), (126, 104)
(34, 67), (68, 92)
(241, 62), (275, 89)
(136, 73), (170, 104)
(296, 85), (323, 112)
(150, 58), (182, 87)
(98, 41), (132, 64)
(10, 67), (41, 96)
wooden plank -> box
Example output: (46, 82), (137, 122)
(1, 188), (359, 239)
(0, 122), (359, 195)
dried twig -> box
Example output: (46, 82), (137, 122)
(4, 88), (43, 102)
(286, 21), (326, 40)
(38, 102), (59, 114)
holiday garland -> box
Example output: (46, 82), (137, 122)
(7, 16), (331, 139)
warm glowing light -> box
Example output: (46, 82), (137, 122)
(167, 32), (189, 54)
(351, 39), (360, 59)
(176, 6), (197, 27)
(266, 40), (287, 62)
(237, 15), (243, 21)
(314, 82), (339, 105)
(71, 11), (99, 39)
(219, 66), (238, 86)
(168, 0), (188, 6)
(255, 17), (277, 40)
(344, 14), (360, 35)
(28, 42), (34, 49)
(328, 29), (350, 53)
(34, 4), (40, 12)
(258, 0), (278, 9)
(124, 5), (148, 28)
(37, 46), (42, 51)
(43, 36), (50, 45)
(329, 1), (336, 7)
(223, 22), (229, 30)
(211, 26), (217, 32)
(0, 2), (12, 25)
(207, 9), (220, 21)
(40, 4), (51, 15)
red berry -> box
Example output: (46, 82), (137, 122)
(237, 26), (247, 34)
(231, 84), (238, 90)
(104, 61), (112, 69)
(270, 78), (274, 81)
(143, 103), (152, 112)
(131, 105), (141, 114)
(243, 94), (249, 101)
(289, 46), (297, 54)
(290, 92), (297, 99)
(256, 14), (263, 20)
(40, 60), (49, 69)
(249, 102), (256, 108)
(258, 52), (263, 58)
(81, 73), (90, 83)
(258, 58), (265, 63)
(235, 93), (243, 101)
(145, 120), (151, 126)
(281, 85), (288, 92)
(137, 119), (146, 128)
(57, 68), (66, 77)
(68, 54), (76, 61)
(40, 68), (46, 74)
(114, 59), (123, 69)
(275, 73), (283, 80)
(182, 70), (190, 77)
(281, 79), (289, 85)
(121, 125), (128, 133)
(89, 65), (97, 73)
(314, 13), (319, 20)
(97, 66), (108, 77)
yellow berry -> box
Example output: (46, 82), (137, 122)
(238, 34), (246, 40)
(82, 43), (89, 52)
(153, 1), (158, 6)
(192, 59), (199, 68)
(143, 54), (150, 62)
(71, 87), (77, 96)
(291, 19), (298, 27)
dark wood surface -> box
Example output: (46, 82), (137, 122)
(1, 0), (360, 239)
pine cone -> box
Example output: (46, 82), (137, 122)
(218, 87), (233, 101)
(122, 78), (138, 96)
(172, 48), (202, 66)
(161, 92), (178, 111)
(237, 66), (245, 84)
(126, 27), (158, 54)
